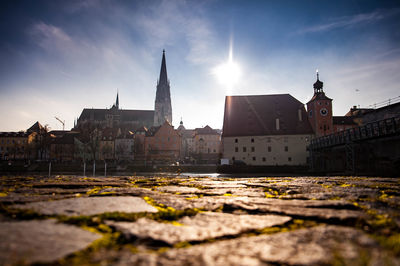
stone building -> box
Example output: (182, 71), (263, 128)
(76, 50), (172, 132)
(306, 72), (333, 137)
(193, 125), (221, 164)
(50, 131), (79, 162)
(177, 120), (195, 161)
(222, 94), (314, 166)
(144, 121), (181, 163)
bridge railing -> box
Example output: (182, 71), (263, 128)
(310, 116), (400, 150)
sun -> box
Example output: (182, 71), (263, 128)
(213, 45), (241, 94)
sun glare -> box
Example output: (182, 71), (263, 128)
(213, 42), (241, 94)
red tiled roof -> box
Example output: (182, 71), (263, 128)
(222, 94), (313, 137)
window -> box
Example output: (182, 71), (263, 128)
(284, 146), (288, 152)
(251, 138), (254, 143)
(262, 157), (266, 162)
(252, 157), (256, 161)
(243, 147), (247, 152)
(235, 138), (238, 143)
(235, 147), (238, 152)
(251, 147), (255, 152)
(268, 146), (271, 152)
(288, 157), (292, 162)
(232, 156), (235, 161)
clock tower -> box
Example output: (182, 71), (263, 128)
(306, 71), (333, 137)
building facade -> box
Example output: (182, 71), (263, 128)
(222, 94), (314, 166)
(144, 121), (181, 163)
(306, 72), (333, 137)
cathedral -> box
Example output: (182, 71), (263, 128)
(76, 50), (172, 131)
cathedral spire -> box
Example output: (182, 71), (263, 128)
(154, 50), (172, 127)
(158, 49), (168, 87)
(116, 90), (119, 109)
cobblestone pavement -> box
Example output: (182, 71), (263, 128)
(0, 174), (399, 265)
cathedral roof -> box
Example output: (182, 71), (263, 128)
(78, 108), (154, 122)
(222, 94), (313, 137)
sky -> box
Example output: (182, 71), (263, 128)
(1, 0), (400, 131)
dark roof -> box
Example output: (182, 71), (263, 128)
(78, 108), (154, 122)
(27, 121), (44, 133)
(51, 132), (79, 145)
(146, 126), (161, 137)
(195, 125), (219, 135)
(49, 130), (71, 137)
(333, 116), (357, 125)
(222, 94), (314, 137)
(0, 132), (29, 137)
(307, 92), (332, 103)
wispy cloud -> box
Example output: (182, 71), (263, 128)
(299, 8), (400, 34)
(129, 0), (218, 65)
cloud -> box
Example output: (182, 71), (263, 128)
(129, 0), (219, 65)
(299, 8), (400, 34)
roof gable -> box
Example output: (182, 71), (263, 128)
(222, 94), (313, 137)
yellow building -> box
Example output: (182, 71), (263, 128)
(0, 132), (36, 160)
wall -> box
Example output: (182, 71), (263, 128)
(223, 134), (313, 166)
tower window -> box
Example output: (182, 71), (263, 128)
(251, 138), (254, 143)
(235, 138), (238, 143)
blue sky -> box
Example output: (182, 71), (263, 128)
(1, 0), (399, 131)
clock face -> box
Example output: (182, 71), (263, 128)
(320, 108), (328, 116)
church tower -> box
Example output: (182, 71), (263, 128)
(154, 50), (172, 127)
(306, 71), (333, 137)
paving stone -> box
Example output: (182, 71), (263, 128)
(107, 212), (291, 245)
(225, 198), (366, 222)
(0, 219), (100, 264)
(12, 196), (158, 216)
(156, 186), (201, 194)
(117, 225), (397, 266)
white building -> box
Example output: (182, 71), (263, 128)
(222, 94), (314, 166)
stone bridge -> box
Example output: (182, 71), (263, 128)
(309, 116), (400, 176)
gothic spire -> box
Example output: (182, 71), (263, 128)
(159, 50), (168, 84)
(116, 90), (119, 109)
(154, 50), (172, 126)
